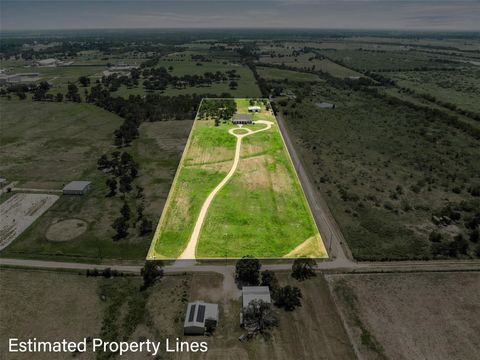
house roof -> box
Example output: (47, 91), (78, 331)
(242, 286), (271, 308)
(63, 181), (91, 191)
(184, 301), (218, 327)
(232, 113), (253, 121)
(248, 105), (261, 110)
(316, 102), (335, 109)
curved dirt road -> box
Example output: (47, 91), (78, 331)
(178, 120), (273, 260)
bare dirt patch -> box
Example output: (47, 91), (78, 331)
(0, 193), (59, 250)
(45, 218), (88, 242)
(284, 234), (326, 258)
(327, 272), (480, 360)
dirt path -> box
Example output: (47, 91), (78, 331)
(178, 120), (273, 260)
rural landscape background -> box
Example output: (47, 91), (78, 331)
(0, 24), (479, 360)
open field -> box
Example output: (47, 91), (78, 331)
(256, 66), (319, 82)
(0, 100), (121, 189)
(0, 269), (103, 360)
(0, 268), (355, 360)
(258, 52), (360, 78)
(0, 193), (59, 250)
(149, 99), (326, 259)
(113, 52), (261, 98)
(327, 272), (480, 360)
(388, 68), (480, 114)
(0, 99), (191, 261)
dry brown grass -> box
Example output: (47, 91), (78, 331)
(0, 269), (102, 360)
(236, 154), (292, 193)
(328, 272), (480, 360)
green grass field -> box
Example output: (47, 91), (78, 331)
(256, 66), (320, 82)
(148, 98), (327, 259)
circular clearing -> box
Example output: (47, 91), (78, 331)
(46, 219), (88, 242)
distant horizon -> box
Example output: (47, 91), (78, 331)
(1, 1), (479, 32)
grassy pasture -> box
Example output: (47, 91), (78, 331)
(259, 52), (360, 78)
(149, 98), (326, 259)
(0, 100), (191, 261)
(256, 66), (319, 82)
(388, 67), (480, 114)
(113, 52), (261, 98)
(318, 48), (464, 71)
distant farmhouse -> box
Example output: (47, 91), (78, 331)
(248, 105), (261, 112)
(232, 113), (253, 124)
(63, 181), (91, 195)
(184, 301), (219, 335)
(34, 58), (62, 67)
(316, 102), (336, 109)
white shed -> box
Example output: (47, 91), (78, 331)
(63, 181), (91, 195)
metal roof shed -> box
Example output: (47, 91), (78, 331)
(63, 181), (91, 195)
(184, 301), (219, 335)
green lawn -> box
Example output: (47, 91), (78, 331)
(148, 98), (327, 259)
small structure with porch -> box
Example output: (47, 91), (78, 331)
(248, 105), (261, 112)
(232, 113), (253, 125)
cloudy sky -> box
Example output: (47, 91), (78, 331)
(1, 0), (479, 31)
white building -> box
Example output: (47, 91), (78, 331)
(184, 301), (219, 335)
(242, 286), (271, 309)
(248, 106), (261, 112)
(35, 58), (59, 67)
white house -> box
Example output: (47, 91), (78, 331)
(248, 106), (261, 112)
(242, 286), (271, 309)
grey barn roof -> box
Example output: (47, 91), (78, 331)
(316, 102), (335, 109)
(242, 286), (271, 308)
(232, 113), (253, 122)
(63, 181), (91, 192)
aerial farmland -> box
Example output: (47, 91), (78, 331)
(149, 98), (327, 259)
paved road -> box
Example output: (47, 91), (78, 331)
(274, 110), (352, 262)
(2, 257), (479, 274)
(178, 120), (274, 260)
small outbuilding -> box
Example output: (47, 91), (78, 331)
(248, 106), (261, 112)
(242, 286), (271, 309)
(316, 102), (335, 109)
(184, 301), (219, 335)
(0, 178), (7, 188)
(63, 181), (91, 195)
(232, 113), (253, 124)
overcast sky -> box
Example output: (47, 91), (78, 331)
(1, 0), (479, 31)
